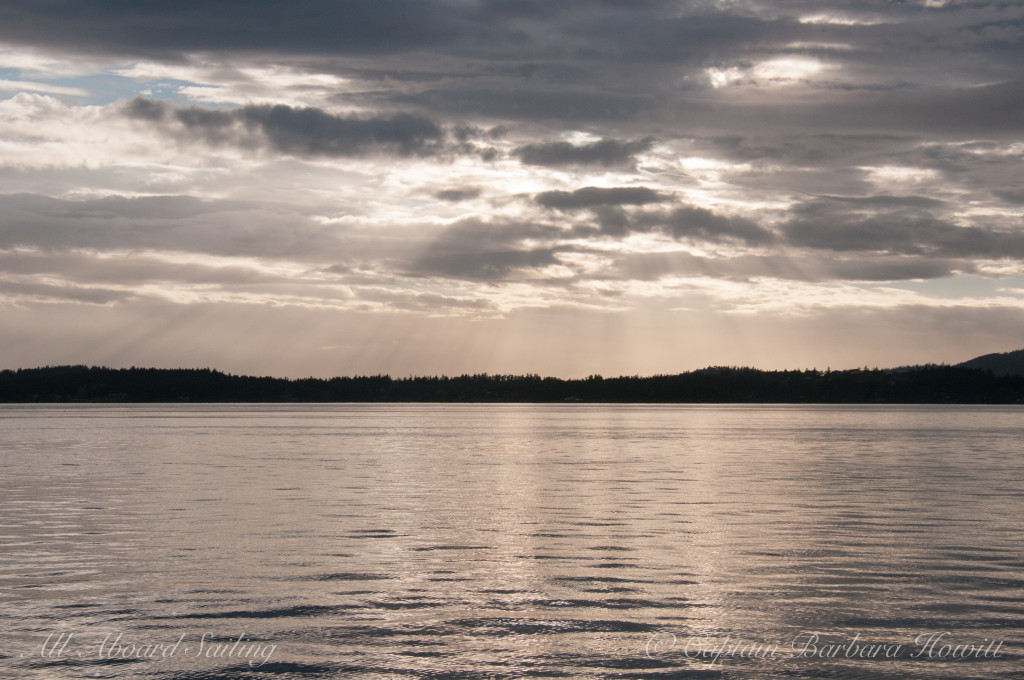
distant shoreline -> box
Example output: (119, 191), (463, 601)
(3, 365), (1023, 404)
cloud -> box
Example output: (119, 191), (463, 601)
(821, 257), (973, 282)
(412, 247), (563, 282)
(535, 186), (666, 210)
(0, 1), (781, 65)
(386, 87), (657, 123)
(435, 187), (482, 202)
(241, 105), (443, 157)
(408, 202), (781, 283)
(0, 1), (462, 58)
(0, 278), (133, 305)
(609, 251), (972, 283)
(0, 193), (327, 259)
(0, 79), (90, 96)
(530, 192), (775, 246)
(654, 206), (775, 245)
(124, 97), (445, 157)
(849, 79), (1024, 136)
(408, 218), (568, 281)
(807, 194), (946, 210)
(123, 96), (170, 121)
(706, 134), (918, 165)
(514, 138), (653, 167)
(709, 79), (1024, 139)
(784, 199), (1024, 259)
(356, 287), (499, 315)
(0, 248), (285, 288)
(994, 188), (1024, 204)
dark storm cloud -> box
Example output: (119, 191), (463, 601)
(535, 187), (667, 211)
(514, 138), (654, 167)
(124, 98), (445, 157)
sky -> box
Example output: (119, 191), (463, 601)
(1, 0), (1023, 377)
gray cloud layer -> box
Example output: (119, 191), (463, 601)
(6, 1), (1024, 137)
(0, 0), (464, 57)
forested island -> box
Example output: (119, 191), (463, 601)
(2, 364), (1023, 403)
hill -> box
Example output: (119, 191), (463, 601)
(958, 348), (1024, 377)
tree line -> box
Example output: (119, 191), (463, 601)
(2, 364), (1022, 403)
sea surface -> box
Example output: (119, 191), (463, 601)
(1, 404), (1022, 680)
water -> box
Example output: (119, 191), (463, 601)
(1, 404), (1022, 679)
